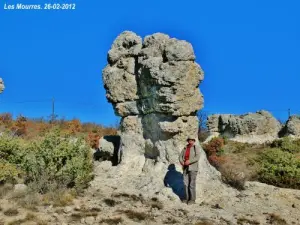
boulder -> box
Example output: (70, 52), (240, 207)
(280, 116), (300, 138)
(0, 78), (4, 93)
(13, 184), (27, 193)
(206, 110), (282, 143)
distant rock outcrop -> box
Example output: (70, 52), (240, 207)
(0, 78), (4, 93)
(206, 110), (282, 143)
(280, 116), (300, 138)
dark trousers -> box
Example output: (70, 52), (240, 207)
(183, 169), (197, 202)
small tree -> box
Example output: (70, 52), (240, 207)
(203, 137), (225, 168)
(87, 129), (101, 149)
(197, 110), (209, 142)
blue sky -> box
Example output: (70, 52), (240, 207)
(0, 0), (299, 126)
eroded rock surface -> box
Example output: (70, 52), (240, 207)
(102, 31), (204, 166)
(206, 110), (282, 143)
(100, 31), (233, 203)
(0, 78), (4, 93)
(280, 116), (300, 138)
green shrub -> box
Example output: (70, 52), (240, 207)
(257, 148), (300, 188)
(0, 129), (93, 192)
(0, 160), (22, 183)
(20, 129), (93, 192)
(271, 137), (300, 153)
(0, 134), (21, 161)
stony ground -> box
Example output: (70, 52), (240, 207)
(1, 161), (300, 225)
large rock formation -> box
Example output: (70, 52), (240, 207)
(0, 78), (4, 93)
(103, 31), (204, 165)
(280, 116), (300, 138)
(98, 31), (234, 202)
(206, 110), (282, 143)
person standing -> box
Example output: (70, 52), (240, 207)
(179, 136), (200, 205)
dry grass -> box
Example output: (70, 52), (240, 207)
(0, 183), (14, 198)
(16, 192), (40, 211)
(70, 212), (98, 222)
(99, 217), (124, 225)
(7, 213), (47, 225)
(194, 220), (215, 225)
(118, 209), (152, 222)
(267, 213), (287, 225)
(112, 192), (144, 202)
(69, 205), (100, 221)
(237, 217), (260, 225)
(3, 208), (19, 216)
(75, 206), (101, 213)
(163, 217), (180, 224)
(42, 189), (75, 207)
(204, 140), (266, 190)
(219, 166), (246, 190)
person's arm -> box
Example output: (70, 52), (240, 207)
(189, 145), (201, 164)
(179, 148), (184, 165)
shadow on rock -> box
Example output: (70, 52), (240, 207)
(94, 135), (121, 166)
(163, 164), (185, 200)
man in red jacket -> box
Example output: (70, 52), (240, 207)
(179, 136), (201, 204)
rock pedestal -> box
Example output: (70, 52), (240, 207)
(103, 31), (204, 167)
(99, 31), (233, 202)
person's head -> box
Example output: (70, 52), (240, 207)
(187, 136), (196, 145)
(168, 164), (176, 171)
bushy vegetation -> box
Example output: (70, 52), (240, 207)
(0, 128), (94, 192)
(203, 137), (225, 168)
(271, 137), (300, 153)
(203, 136), (300, 190)
(257, 148), (300, 188)
(203, 137), (247, 190)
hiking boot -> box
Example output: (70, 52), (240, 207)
(188, 200), (196, 205)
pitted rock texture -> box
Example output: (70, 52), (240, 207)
(281, 116), (300, 138)
(100, 31), (234, 203)
(0, 78), (4, 93)
(102, 31), (204, 165)
(206, 110), (282, 143)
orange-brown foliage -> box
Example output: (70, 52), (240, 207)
(12, 115), (27, 136)
(0, 112), (118, 142)
(87, 131), (101, 149)
(0, 113), (13, 128)
(85, 125), (118, 149)
(203, 137), (226, 168)
(65, 119), (82, 135)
